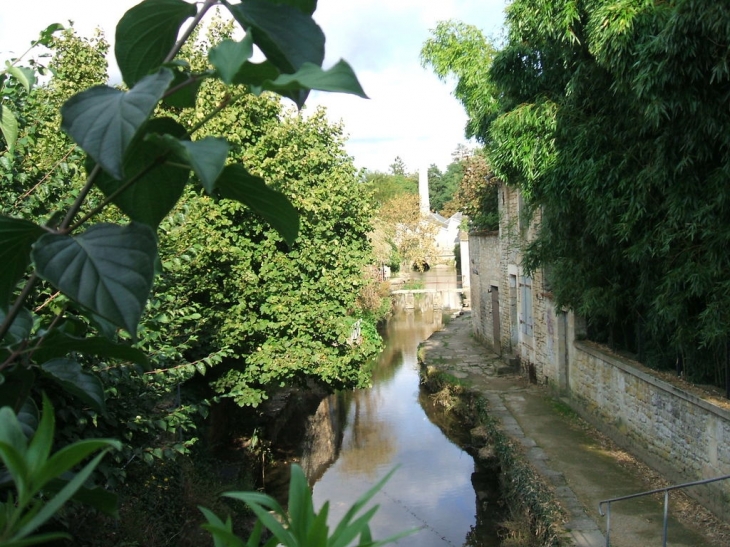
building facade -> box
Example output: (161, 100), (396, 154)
(468, 182), (730, 520)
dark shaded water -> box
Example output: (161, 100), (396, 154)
(301, 293), (501, 546)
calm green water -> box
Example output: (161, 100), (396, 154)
(304, 300), (500, 546)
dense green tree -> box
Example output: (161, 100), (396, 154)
(0, 8), (379, 480)
(428, 158), (465, 216)
(486, 0), (730, 383)
(156, 107), (382, 407)
(451, 151), (498, 231)
(143, 19), (385, 407)
(388, 155), (408, 176)
(363, 169), (417, 207)
(421, 20), (499, 142)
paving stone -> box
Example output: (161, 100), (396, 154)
(418, 312), (717, 547)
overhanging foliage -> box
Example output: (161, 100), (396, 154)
(488, 0), (730, 383)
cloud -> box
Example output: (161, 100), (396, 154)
(0, 0), (134, 59)
(1, 0), (507, 172)
(307, 63), (470, 173)
(310, 0), (507, 172)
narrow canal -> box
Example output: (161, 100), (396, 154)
(298, 270), (501, 546)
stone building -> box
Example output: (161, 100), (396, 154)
(469, 183), (578, 389)
(468, 182), (730, 521)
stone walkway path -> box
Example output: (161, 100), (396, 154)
(419, 311), (714, 547)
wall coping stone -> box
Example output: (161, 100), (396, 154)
(575, 340), (730, 422)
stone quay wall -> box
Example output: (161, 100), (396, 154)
(570, 340), (730, 519)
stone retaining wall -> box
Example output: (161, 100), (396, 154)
(570, 340), (730, 518)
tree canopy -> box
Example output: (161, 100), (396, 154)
(421, 20), (500, 142)
(0, 1), (381, 504)
(460, 0), (730, 383)
(363, 168), (417, 207)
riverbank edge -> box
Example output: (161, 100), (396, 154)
(419, 365), (568, 547)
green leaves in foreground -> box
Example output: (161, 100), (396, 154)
(93, 117), (191, 229)
(40, 359), (107, 415)
(216, 165), (300, 247)
(61, 69), (174, 180)
(32, 222), (157, 338)
(0, 216), (45, 309)
(0, 396), (120, 546)
(115, 0), (197, 88)
(266, 61), (368, 105)
(201, 464), (416, 547)
(148, 133), (230, 194)
(228, 0), (325, 75)
(0, 104), (19, 154)
(209, 35), (255, 85)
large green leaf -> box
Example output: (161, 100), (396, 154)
(199, 507), (247, 547)
(287, 464), (314, 536)
(6, 65), (36, 93)
(162, 66), (202, 109)
(0, 366), (35, 414)
(115, 0), (197, 87)
(88, 312), (119, 340)
(330, 467), (397, 544)
(31, 223), (158, 337)
(18, 448), (116, 540)
(305, 503), (330, 546)
(232, 60), (280, 87)
(16, 398), (39, 440)
(32, 330), (150, 370)
(265, 61), (368, 104)
(0, 216), (45, 308)
(209, 35), (254, 85)
(93, 117), (190, 228)
(0, 307), (34, 346)
(227, 0), (325, 74)
(216, 165), (299, 247)
(36, 438), (120, 491)
(26, 396), (54, 476)
(148, 134), (229, 193)
(60, 69), (174, 180)
(0, 406), (28, 455)
(40, 359), (106, 414)
(268, 0), (317, 15)
(1, 104), (19, 153)
(223, 492), (294, 545)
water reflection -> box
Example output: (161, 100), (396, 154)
(303, 308), (497, 546)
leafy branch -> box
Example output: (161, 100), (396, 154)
(0, 0), (372, 541)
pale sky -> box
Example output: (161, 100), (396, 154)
(0, 0), (507, 172)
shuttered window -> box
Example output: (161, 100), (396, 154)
(519, 276), (533, 337)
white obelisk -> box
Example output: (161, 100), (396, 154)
(419, 164), (430, 214)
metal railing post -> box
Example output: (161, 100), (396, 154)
(662, 490), (669, 547)
(598, 474), (730, 546)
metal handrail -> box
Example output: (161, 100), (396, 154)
(598, 474), (730, 547)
